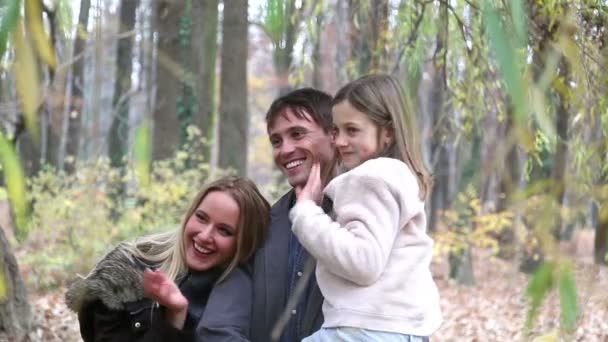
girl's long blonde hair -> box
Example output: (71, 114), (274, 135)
(124, 176), (270, 283)
(333, 74), (432, 200)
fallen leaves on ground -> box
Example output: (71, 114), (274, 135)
(5, 248), (608, 342)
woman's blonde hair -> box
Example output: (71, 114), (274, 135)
(125, 176), (270, 283)
(333, 74), (432, 200)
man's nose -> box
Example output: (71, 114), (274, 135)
(279, 140), (296, 154)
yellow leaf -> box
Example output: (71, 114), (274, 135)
(532, 330), (559, 342)
(25, 0), (56, 68)
(13, 20), (41, 140)
(0, 269), (7, 302)
(0, 133), (28, 235)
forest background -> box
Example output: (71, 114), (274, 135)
(0, 0), (607, 341)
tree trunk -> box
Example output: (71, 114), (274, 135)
(65, 0), (91, 173)
(496, 109), (525, 263)
(551, 57), (570, 240)
(272, 0), (297, 96)
(152, 0), (184, 160)
(191, 0), (219, 164)
(595, 203), (608, 265)
(428, 0), (449, 234)
(334, 0), (350, 88)
(109, 0), (139, 168)
(594, 122), (607, 265)
(218, 0), (248, 176)
(0, 225), (31, 341)
(348, 0), (388, 76)
(108, 0), (139, 167)
(311, 11), (324, 90)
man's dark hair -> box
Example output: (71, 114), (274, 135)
(265, 88), (333, 132)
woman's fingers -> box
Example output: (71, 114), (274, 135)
(143, 269), (188, 311)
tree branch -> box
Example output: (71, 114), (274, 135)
(391, 2), (428, 73)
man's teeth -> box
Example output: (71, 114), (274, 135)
(194, 243), (212, 254)
(285, 160), (304, 169)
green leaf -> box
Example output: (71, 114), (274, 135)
(510, 0), (527, 48)
(0, 0), (21, 60)
(525, 261), (555, 330)
(134, 120), (152, 187)
(483, 0), (526, 124)
(264, 0), (287, 43)
(558, 267), (578, 333)
(0, 133), (28, 237)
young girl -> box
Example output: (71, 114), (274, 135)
(290, 74), (442, 341)
(66, 176), (270, 341)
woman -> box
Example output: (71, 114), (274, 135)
(66, 176), (270, 341)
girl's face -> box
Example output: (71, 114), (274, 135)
(183, 191), (239, 272)
(333, 100), (392, 171)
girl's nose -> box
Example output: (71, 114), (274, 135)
(335, 134), (348, 147)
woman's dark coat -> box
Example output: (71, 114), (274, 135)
(65, 244), (250, 342)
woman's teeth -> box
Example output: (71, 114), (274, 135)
(194, 242), (212, 254)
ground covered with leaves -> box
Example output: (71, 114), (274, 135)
(12, 248), (608, 342)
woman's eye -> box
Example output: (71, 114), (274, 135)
(347, 127), (358, 134)
(218, 227), (233, 237)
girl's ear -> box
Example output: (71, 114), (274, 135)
(382, 125), (395, 147)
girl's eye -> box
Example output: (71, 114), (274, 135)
(196, 212), (208, 222)
(347, 127), (358, 134)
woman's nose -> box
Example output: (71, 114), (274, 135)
(197, 226), (214, 241)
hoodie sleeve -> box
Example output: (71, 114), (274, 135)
(289, 159), (423, 286)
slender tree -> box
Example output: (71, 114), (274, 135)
(218, 0), (248, 175)
(109, 0), (139, 168)
(191, 0), (219, 163)
(152, 0), (184, 160)
(64, 0), (91, 173)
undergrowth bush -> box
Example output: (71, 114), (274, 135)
(22, 128), (231, 291)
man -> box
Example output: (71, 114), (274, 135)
(252, 88), (336, 342)
(198, 88), (336, 342)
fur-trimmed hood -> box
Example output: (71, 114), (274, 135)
(65, 243), (149, 312)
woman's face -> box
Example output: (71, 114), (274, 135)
(183, 191), (239, 272)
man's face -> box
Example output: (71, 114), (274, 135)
(268, 107), (335, 188)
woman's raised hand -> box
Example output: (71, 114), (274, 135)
(143, 269), (189, 330)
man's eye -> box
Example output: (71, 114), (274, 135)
(270, 139), (281, 147)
